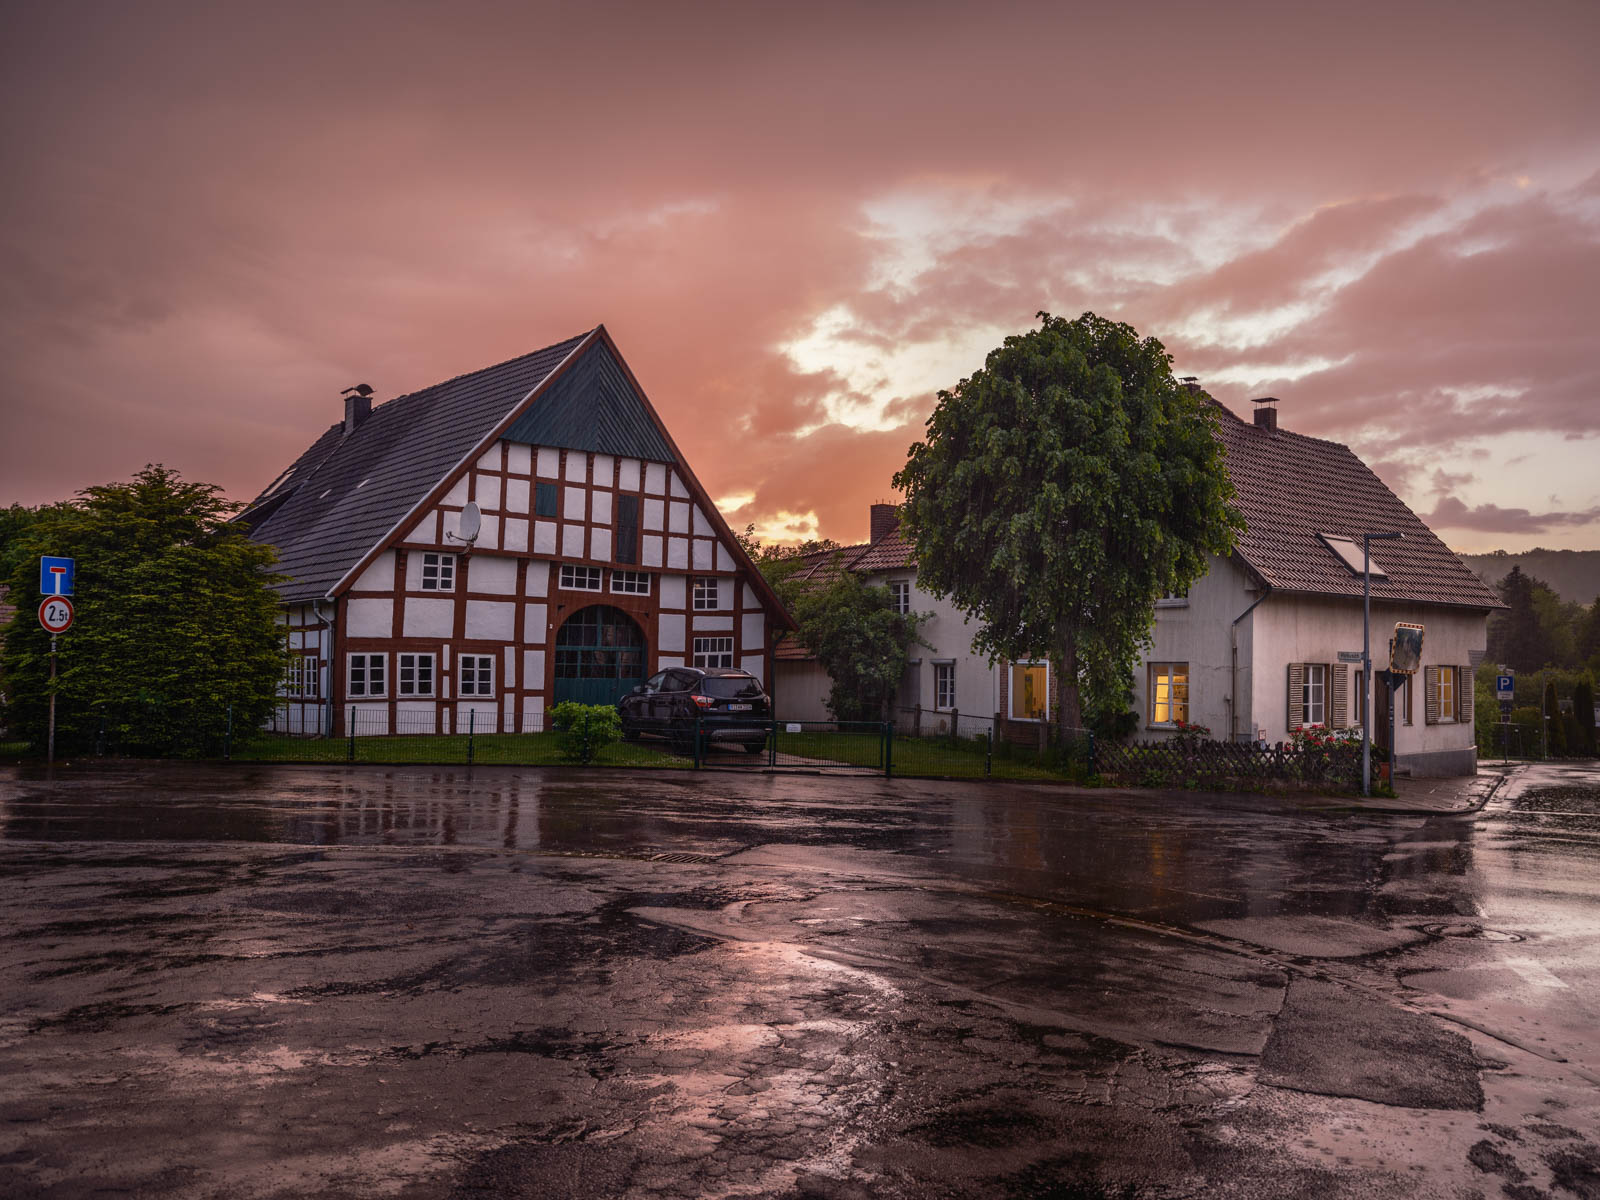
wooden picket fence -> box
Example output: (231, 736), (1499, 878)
(1094, 737), (1362, 791)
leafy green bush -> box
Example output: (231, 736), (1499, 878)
(548, 702), (622, 764)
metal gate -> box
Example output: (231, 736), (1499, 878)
(552, 605), (647, 707)
(693, 717), (893, 775)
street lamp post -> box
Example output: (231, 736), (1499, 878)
(1362, 531), (1404, 796)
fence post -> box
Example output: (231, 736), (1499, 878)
(951, 707), (960, 745)
(984, 728), (992, 778)
(883, 721), (894, 778)
(769, 718), (777, 768)
(225, 704), (233, 761)
(693, 707), (702, 769)
(348, 706), (356, 761)
(913, 705), (922, 738)
(1087, 729), (1095, 776)
(468, 709), (475, 766)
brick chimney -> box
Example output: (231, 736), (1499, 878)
(869, 502), (900, 543)
(341, 383), (374, 435)
(1251, 397), (1279, 432)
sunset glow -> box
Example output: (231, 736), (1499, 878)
(2, 1), (1596, 551)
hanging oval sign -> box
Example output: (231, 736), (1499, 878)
(39, 596), (74, 634)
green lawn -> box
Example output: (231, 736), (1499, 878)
(231, 731), (690, 769)
(770, 730), (1065, 781)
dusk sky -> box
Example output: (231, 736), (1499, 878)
(3, 1), (1597, 552)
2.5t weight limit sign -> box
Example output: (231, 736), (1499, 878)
(38, 596), (74, 634)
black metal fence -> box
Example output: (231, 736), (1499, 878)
(1093, 737), (1362, 791)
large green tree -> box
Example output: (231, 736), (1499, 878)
(1, 466), (287, 755)
(893, 312), (1242, 738)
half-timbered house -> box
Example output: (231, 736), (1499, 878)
(240, 326), (794, 735)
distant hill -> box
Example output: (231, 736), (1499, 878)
(1457, 549), (1600, 606)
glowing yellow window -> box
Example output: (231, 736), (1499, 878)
(1010, 662), (1049, 721)
(1150, 663), (1189, 725)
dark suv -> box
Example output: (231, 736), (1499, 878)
(617, 667), (771, 754)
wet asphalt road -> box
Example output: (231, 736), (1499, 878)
(1, 761), (1597, 1200)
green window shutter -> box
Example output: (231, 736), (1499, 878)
(1287, 662), (1304, 732)
(1424, 666), (1440, 725)
(1331, 663), (1349, 728)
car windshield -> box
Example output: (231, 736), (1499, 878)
(701, 675), (763, 699)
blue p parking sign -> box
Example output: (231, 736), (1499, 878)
(40, 556), (75, 596)
(1495, 675), (1515, 701)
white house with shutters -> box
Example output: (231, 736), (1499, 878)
(1132, 399), (1501, 777)
(241, 326), (794, 736)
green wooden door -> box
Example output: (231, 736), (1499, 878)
(553, 606), (647, 706)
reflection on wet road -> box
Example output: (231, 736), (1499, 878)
(0, 761), (1597, 1198)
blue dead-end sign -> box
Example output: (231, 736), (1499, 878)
(40, 556), (75, 596)
(1495, 674), (1515, 701)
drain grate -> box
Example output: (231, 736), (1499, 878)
(648, 851), (724, 864)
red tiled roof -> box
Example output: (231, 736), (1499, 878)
(851, 527), (915, 573)
(1214, 405), (1502, 610)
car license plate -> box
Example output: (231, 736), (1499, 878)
(727, 703), (752, 711)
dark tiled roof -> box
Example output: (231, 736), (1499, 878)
(247, 332), (589, 602)
(786, 543), (870, 584)
(1215, 406), (1502, 609)
(852, 527), (914, 573)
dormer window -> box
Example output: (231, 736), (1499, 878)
(1318, 534), (1388, 579)
(421, 552), (456, 591)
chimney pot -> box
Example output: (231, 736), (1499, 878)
(341, 383), (374, 435)
(1251, 397), (1280, 433)
(869, 502), (900, 543)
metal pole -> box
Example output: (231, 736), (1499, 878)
(1362, 543), (1372, 796)
(47, 634), (58, 766)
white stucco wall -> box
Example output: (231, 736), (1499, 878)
(861, 568), (1001, 723)
(1134, 554), (1258, 740)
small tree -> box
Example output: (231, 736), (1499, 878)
(0, 466), (286, 755)
(895, 312), (1241, 739)
(786, 565), (922, 722)
(1573, 676), (1596, 757)
(1543, 679), (1567, 757)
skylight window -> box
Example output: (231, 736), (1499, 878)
(1319, 534), (1388, 578)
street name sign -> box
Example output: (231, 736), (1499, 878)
(39, 556), (75, 596)
(1338, 650), (1363, 663)
(1495, 675), (1515, 701)
(38, 596), (74, 634)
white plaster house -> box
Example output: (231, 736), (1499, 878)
(778, 400), (1499, 777)
(1132, 400), (1501, 777)
(773, 505), (1055, 742)
(241, 326), (794, 736)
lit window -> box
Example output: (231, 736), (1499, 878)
(421, 552), (455, 592)
(889, 580), (911, 615)
(559, 564), (603, 591)
(1009, 662), (1048, 721)
(692, 636), (734, 668)
(693, 577), (720, 610)
(610, 570), (652, 596)
(348, 653), (386, 698)
(1150, 663), (1189, 725)
(934, 663), (956, 710)
(459, 655), (495, 697)
(398, 653), (435, 698)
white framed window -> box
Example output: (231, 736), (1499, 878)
(421, 552), (456, 592)
(398, 653), (435, 698)
(692, 636), (734, 668)
(934, 662), (956, 710)
(693, 576), (720, 610)
(559, 564), (603, 592)
(1149, 662), (1189, 725)
(459, 654), (495, 697)
(1156, 587), (1189, 608)
(1303, 663), (1326, 727)
(610, 570), (652, 596)
(888, 580), (911, 615)
(348, 653), (386, 698)
(1009, 662), (1049, 721)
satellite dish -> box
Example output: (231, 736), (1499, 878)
(453, 502), (481, 544)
